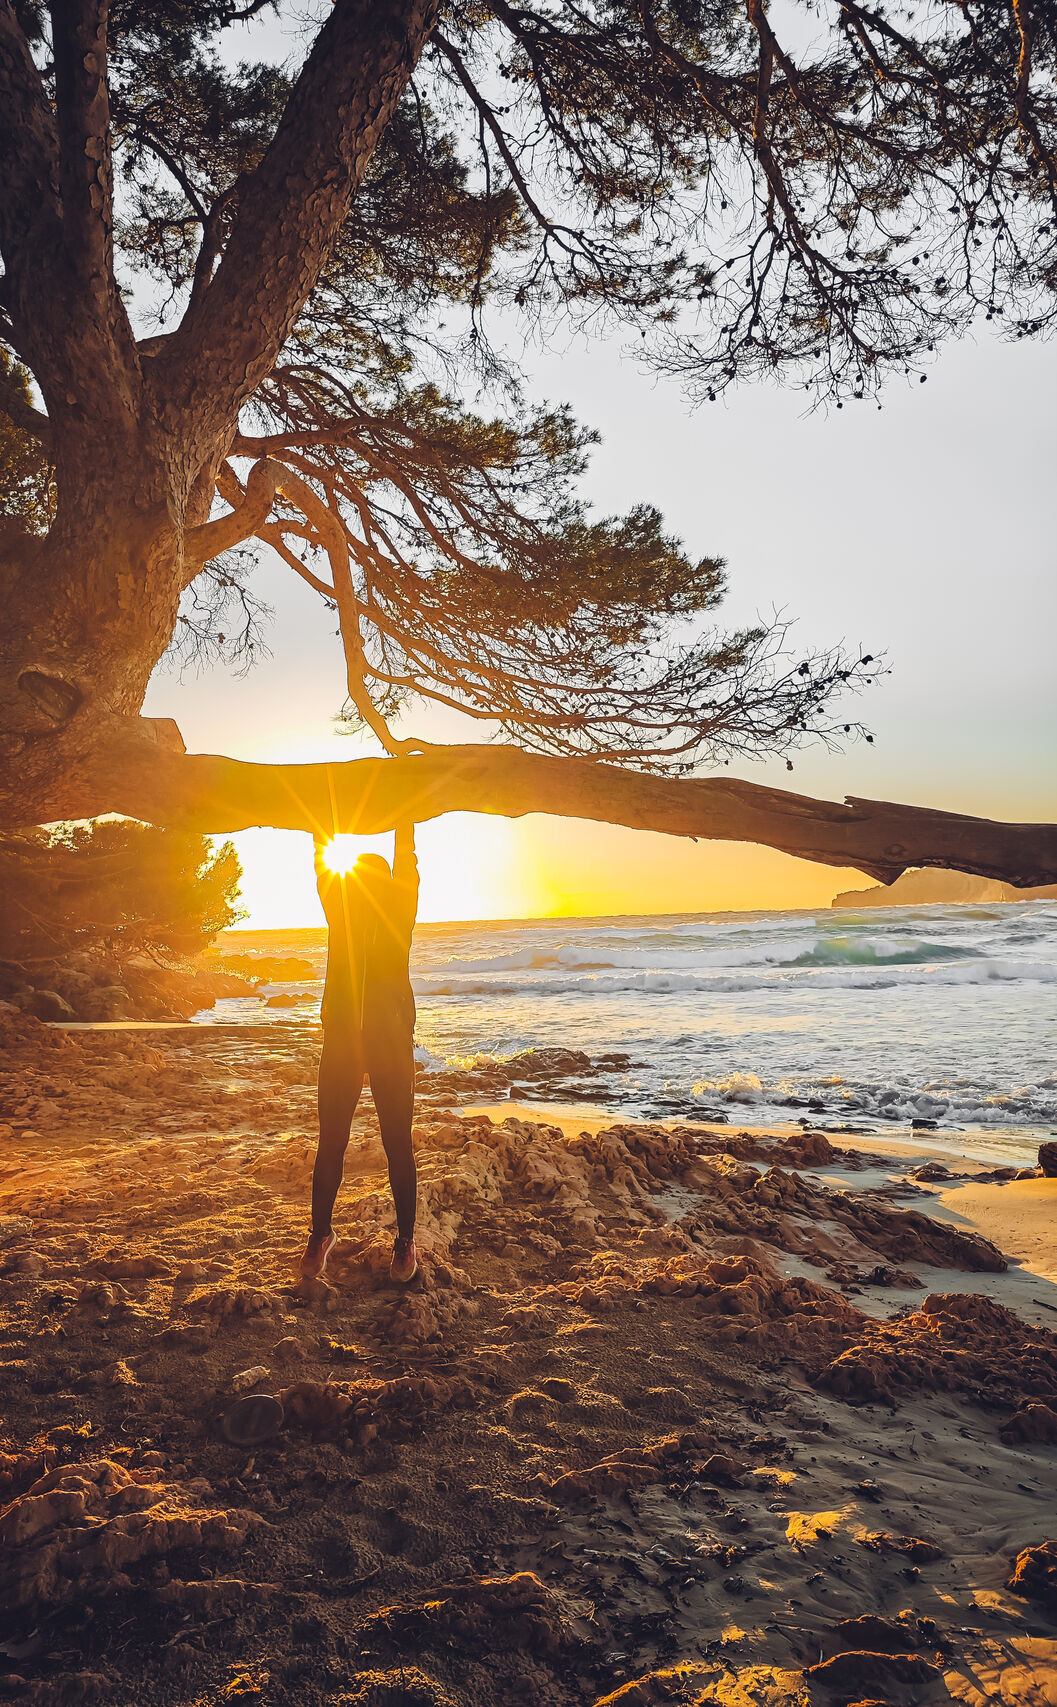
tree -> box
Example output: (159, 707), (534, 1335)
(0, 2), (1053, 881)
(0, 819), (243, 966)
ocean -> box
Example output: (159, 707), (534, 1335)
(204, 901), (1057, 1166)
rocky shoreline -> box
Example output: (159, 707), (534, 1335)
(1, 1011), (1055, 1705)
(0, 951), (268, 1026)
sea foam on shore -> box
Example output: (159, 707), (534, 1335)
(208, 900), (1057, 1156)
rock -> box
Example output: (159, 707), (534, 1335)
(1007, 1540), (1057, 1610)
(277, 1374), (464, 1444)
(18, 989), (77, 1022)
(187, 1285), (285, 1320)
(2, 1248), (47, 1277)
(1039, 1141), (1057, 1178)
(698, 1452), (744, 1486)
(94, 1254), (171, 1280)
(829, 1615), (918, 1653)
(230, 1365), (271, 1393)
(832, 869), (1057, 907)
(860, 1532), (945, 1562)
(272, 1336), (308, 1366)
(0, 1459), (253, 1611)
(48, 968), (98, 1010)
(78, 984), (136, 1021)
(803, 1651), (938, 1694)
(1000, 1401), (1057, 1444)
(265, 993), (300, 1008)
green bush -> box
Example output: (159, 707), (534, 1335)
(0, 819), (244, 965)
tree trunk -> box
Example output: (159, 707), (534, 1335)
(0, 489), (191, 821)
(12, 718), (1049, 889)
(0, 0), (440, 827)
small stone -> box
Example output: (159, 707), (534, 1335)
(272, 1337), (307, 1366)
(231, 1366), (271, 1393)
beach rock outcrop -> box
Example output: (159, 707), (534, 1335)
(1000, 1401), (1057, 1444)
(547, 1429), (731, 1503)
(278, 1373), (472, 1444)
(803, 1650), (939, 1697)
(818, 1291), (1057, 1410)
(1006, 1540), (1057, 1611)
(1038, 1141), (1057, 1178)
(860, 1531), (946, 1563)
(0, 1459), (253, 1611)
(356, 1572), (580, 1660)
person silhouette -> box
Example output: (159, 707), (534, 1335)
(301, 822), (419, 1283)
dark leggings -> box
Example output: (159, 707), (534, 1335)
(312, 999), (417, 1240)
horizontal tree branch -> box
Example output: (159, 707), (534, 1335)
(68, 725), (1057, 889)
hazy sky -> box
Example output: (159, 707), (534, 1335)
(144, 324), (1056, 928)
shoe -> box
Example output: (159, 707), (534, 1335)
(390, 1236), (418, 1284)
(300, 1229), (337, 1278)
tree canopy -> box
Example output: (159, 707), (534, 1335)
(0, 1), (1053, 878)
(0, 819), (243, 966)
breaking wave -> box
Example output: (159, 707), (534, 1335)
(413, 957), (1056, 1000)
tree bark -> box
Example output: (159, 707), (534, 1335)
(151, 0), (440, 470)
(21, 721), (1050, 889)
(0, 0), (439, 821)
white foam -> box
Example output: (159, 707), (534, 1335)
(413, 957), (1057, 1000)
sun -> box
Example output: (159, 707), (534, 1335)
(321, 834), (361, 875)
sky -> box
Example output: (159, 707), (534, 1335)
(143, 316), (1057, 929)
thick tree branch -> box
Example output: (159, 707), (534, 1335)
(154, 0), (439, 461)
(50, 2), (116, 308)
(0, 6), (64, 344)
(64, 728), (1057, 890)
(0, 3), (139, 442)
(184, 458), (280, 567)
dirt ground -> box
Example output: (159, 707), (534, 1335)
(1, 1014), (1056, 1707)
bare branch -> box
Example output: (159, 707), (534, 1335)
(267, 459), (414, 757)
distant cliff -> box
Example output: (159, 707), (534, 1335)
(832, 869), (1057, 908)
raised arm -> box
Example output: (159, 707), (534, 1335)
(392, 821), (419, 935)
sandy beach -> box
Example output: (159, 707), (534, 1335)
(2, 1012), (1056, 1706)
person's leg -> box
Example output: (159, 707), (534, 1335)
(365, 1007), (417, 1242)
(311, 1016), (364, 1236)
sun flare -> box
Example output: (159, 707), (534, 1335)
(321, 834), (361, 875)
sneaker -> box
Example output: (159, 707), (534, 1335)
(390, 1235), (418, 1284)
(300, 1229), (337, 1279)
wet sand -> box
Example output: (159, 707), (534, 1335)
(1, 1015), (1056, 1706)
(937, 1179), (1057, 1288)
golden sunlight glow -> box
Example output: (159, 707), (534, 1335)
(321, 834), (362, 875)
(226, 814), (865, 931)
